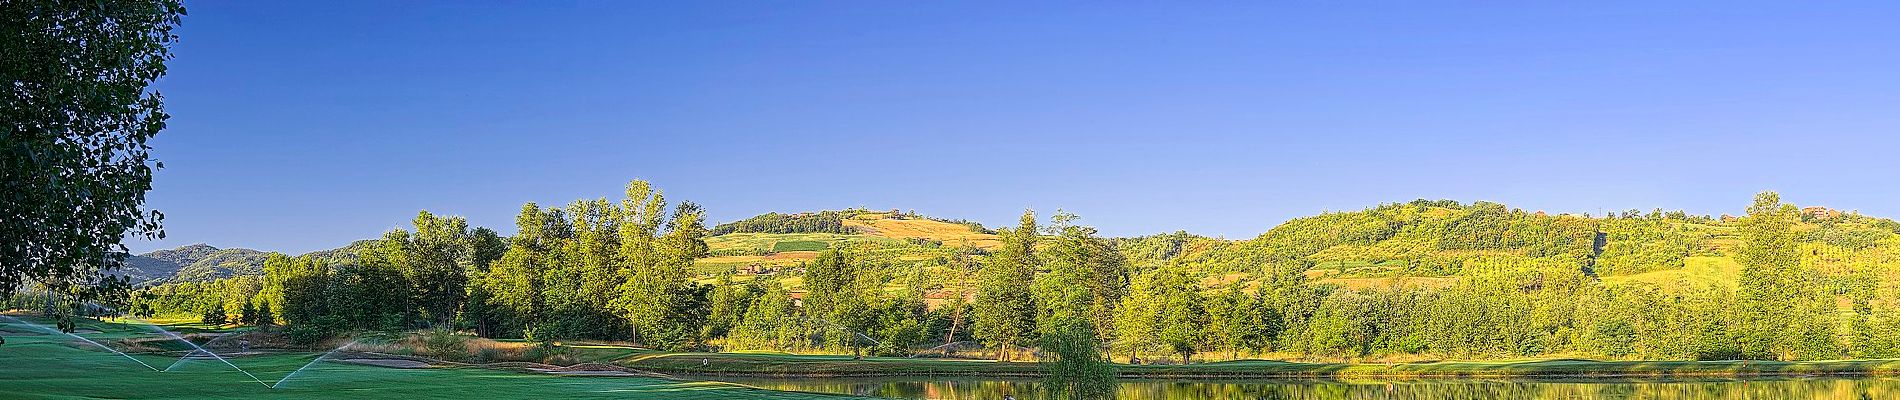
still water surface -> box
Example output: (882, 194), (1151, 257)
(713, 375), (1900, 399)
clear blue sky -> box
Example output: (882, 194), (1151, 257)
(137, 1), (1900, 254)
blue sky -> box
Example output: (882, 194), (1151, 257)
(138, 1), (1900, 254)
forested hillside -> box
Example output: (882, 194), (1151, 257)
(1170, 199), (1893, 292)
(110, 243), (377, 285)
(113, 256), (185, 285)
(117, 244), (273, 283)
(53, 183), (1900, 365)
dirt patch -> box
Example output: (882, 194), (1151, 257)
(516, 362), (671, 378)
(336, 358), (431, 369)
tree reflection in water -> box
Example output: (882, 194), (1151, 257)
(715, 376), (1900, 399)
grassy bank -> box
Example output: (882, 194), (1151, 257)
(618, 352), (1900, 379)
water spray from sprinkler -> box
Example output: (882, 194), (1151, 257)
(272, 340), (358, 389)
(80, 302), (268, 386)
(125, 316), (272, 387)
(0, 315), (161, 371)
(164, 332), (236, 372)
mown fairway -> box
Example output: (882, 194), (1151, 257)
(0, 317), (859, 400)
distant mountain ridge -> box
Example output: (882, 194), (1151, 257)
(169, 246), (271, 281)
(117, 243), (348, 284)
(141, 243), (224, 267)
(116, 255), (185, 285)
(113, 244), (271, 284)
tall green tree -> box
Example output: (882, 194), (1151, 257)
(259, 254), (328, 326)
(1112, 271), (1161, 363)
(465, 227), (507, 272)
(939, 245), (979, 352)
(611, 183), (665, 345)
(540, 199), (619, 339)
(1734, 191), (1834, 360)
(650, 201), (714, 349)
(330, 256), (408, 330)
(728, 280), (797, 351)
(605, 180), (713, 349)
(1037, 211), (1128, 342)
(1033, 211), (1120, 394)
(1152, 266), (1206, 364)
(801, 246), (879, 354)
(972, 210), (1040, 361)
(704, 270), (755, 342)
(480, 203), (563, 338)
(1205, 284), (1249, 359)
(2, 0), (184, 327)
(405, 211), (473, 327)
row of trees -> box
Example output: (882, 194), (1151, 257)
(711, 210), (856, 235)
(463, 180), (713, 348)
(112, 190), (1900, 363)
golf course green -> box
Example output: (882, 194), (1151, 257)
(0, 316), (862, 400)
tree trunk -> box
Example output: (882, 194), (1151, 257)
(944, 314), (961, 357)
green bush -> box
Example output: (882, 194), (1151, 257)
(418, 329), (470, 361)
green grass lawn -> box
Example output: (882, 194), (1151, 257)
(1602, 255), (1743, 289)
(705, 233), (873, 254)
(0, 316), (862, 400)
(773, 240), (832, 252)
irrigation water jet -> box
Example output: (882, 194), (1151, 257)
(805, 316), (881, 347)
(911, 340), (976, 358)
(163, 332), (234, 372)
(271, 340), (357, 389)
(0, 315), (161, 371)
(125, 317), (272, 387)
(80, 302), (269, 386)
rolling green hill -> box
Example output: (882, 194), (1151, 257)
(696, 209), (998, 277)
(701, 200), (1900, 300)
(1090, 200), (1898, 295)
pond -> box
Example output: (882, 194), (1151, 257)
(710, 375), (1900, 399)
